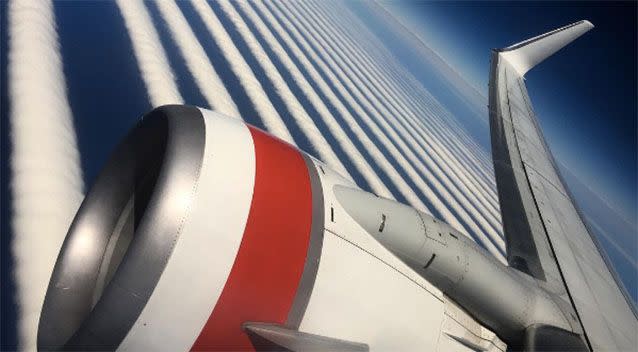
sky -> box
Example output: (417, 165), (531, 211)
(379, 0), (637, 228)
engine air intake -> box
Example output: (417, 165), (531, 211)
(37, 106), (205, 350)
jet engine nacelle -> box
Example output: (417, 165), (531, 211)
(38, 105), (325, 351)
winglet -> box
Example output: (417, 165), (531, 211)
(498, 20), (594, 76)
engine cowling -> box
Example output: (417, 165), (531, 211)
(38, 105), (323, 351)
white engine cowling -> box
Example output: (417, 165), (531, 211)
(38, 105), (324, 351)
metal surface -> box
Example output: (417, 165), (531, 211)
(334, 185), (575, 343)
(499, 21), (592, 76)
(37, 105), (206, 350)
(302, 159), (454, 351)
(524, 324), (588, 352)
(286, 156), (325, 329)
(243, 322), (369, 351)
(489, 21), (638, 351)
(116, 108), (257, 351)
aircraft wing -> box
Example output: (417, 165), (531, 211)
(489, 20), (638, 350)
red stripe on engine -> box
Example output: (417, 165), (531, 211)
(190, 127), (313, 351)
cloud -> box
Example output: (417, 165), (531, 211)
(250, 1), (394, 199)
(191, 0), (295, 145)
(216, 0), (352, 180)
(281, 0), (505, 258)
(116, 0), (183, 106)
(154, 1), (238, 116)
(300, 0), (505, 252)
(8, 1), (85, 349)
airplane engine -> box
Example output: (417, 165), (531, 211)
(38, 105), (324, 351)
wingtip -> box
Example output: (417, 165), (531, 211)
(499, 20), (595, 76)
(583, 20), (595, 29)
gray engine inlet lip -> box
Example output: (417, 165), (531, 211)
(37, 105), (206, 351)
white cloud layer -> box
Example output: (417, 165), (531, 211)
(116, 0), (183, 106)
(8, 1), (85, 349)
